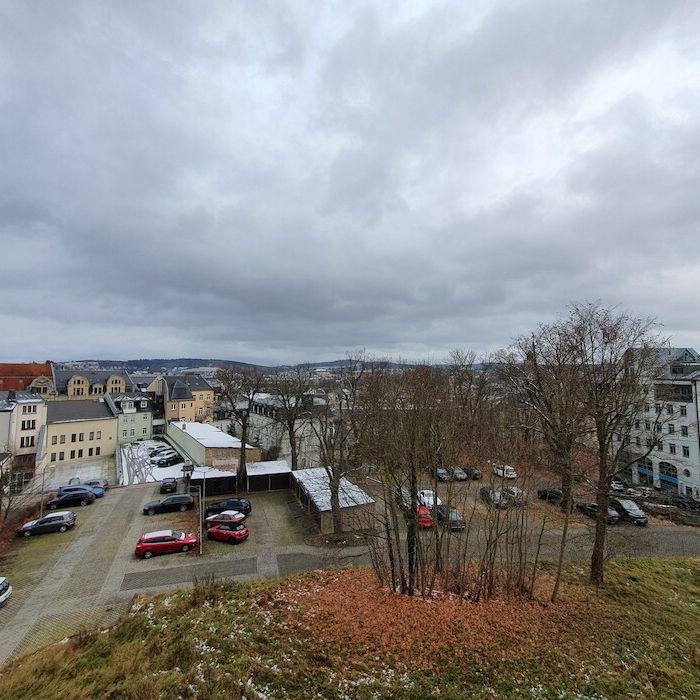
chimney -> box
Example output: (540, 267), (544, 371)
(8, 390), (15, 401)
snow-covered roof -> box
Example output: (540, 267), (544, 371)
(246, 459), (291, 477)
(171, 422), (252, 449)
(292, 467), (375, 512)
(190, 466), (238, 479)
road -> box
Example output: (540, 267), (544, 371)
(0, 484), (698, 667)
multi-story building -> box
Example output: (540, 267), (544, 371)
(0, 362), (54, 395)
(52, 368), (135, 399)
(43, 399), (118, 466)
(107, 393), (154, 444)
(145, 374), (215, 423)
(626, 348), (700, 500)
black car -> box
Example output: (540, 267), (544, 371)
(160, 478), (178, 494)
(143, 494), (195, 515)
(436, 505), (466, 531)
(205, 497), (252, 516)
(18, 511), (77, 537)
(609, 499), (648, 526)
(47, 490), (95, 510)
(465, 468), (482, 480)
(537, 488), (563, 504)
(479, 487), (508, 508)
(575, 502), (619, 524)
(154, 454), (182, 467)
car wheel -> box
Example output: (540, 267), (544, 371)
(181, 544), (190, 552)
(80, 499), (88, 506)
(59, 525), (68, 533)
(207, 533), (214, 541)
(147, 508), (155, 516)
(49, 504), (57, 510)
(22, 530), (31, 537)
(179, 504), (187, 512)
(143, 550), (153, 559)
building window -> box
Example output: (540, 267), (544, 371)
(646, 438), (652, 448)
(669, 443), (676, 455)
(680, 405), (687, 416)
(22, 404), (37, 414)
(70, 450), (76, 459)
(644, 404), (650, 412)
(142, 428), (147, 435)
(95, 447), (101, 456)
(171, 403), (176, 410)
(78, 449), (83, 458)
(181, 403), (186, 409)
(140, 401), (147, 408)
(20, 436), (35, 448)
(60, 435), (65, 444)
(59, 452), (64, 461)
(51, 436), (58, 445)
(79, 432), (84, 441)
(668, 424), (675, 433)
(89, 448), (93, 456)
(122, 430), (127, 438)
(644, 421), (651, 431)
(21, 419), (36, 430)
(635, 436), (641, 446)
(71, 433), (77, 443)
(130, 429), (135, 437)
(682, 426), (689, 437)
(657, 442), (663, 451)
(51, 452), (56, 462)
(683, 446), (690, 457)
(89, 432), (94, 440)
(655, 404), (662, 415)
(96, 431), (101, 439)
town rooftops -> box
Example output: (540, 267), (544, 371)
(53, 369), (135, 394)
(292, 467), (375, 512)
(0, 362), (52, 391)
(47, 400), (116, 424)
(246, 459), (291, 477)
(0, 391), (44, 410)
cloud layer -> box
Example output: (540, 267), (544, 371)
(1, 0), (700, 364)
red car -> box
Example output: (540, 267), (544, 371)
(403, 504), (434, 529)
(135, 530), (198, 558)
(204, 510), (246, 529)
(207, 522), (249, 544)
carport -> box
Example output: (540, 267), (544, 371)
(246, 459), (292, 492)
(291, 467), (375, 534)
(189, 466), (237, 496)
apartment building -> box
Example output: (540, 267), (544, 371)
(52, 368), (135, 399)
(145, 374), (215, 423)
(626, 348), (700, 499)
(0, 362), (54, 395)
(107, 393), (154, 444)
(44, 400), (118, 465)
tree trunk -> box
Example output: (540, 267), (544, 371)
(329, 468), (343, 535)
(239, 414), (249, 485)
(288, 428), (298, 471)
(590, 450), (609, 586)
(560, 451), (573, 513)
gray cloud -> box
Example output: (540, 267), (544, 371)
(1, 0), (700, 364)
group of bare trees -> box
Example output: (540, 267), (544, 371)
(215, 301), (666, 595)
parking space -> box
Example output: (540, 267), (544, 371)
(119, 439), (190, 485)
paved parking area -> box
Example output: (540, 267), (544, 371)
(119, 439), (190, 485)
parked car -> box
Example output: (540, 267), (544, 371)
(205, 497), (252, 516)
(204, 510), (246, 529)
(58, 483), (105, 498)
(160, 477), (178, 494)
(18, 511), (77, 537)
(575, 502), (619, 524)
(465, 468), (482, 480)
(47, 490), (95, 510)
(418, 490), (442, 509)
(150, 450), (178, 462)
(609, 499), (648, 526)
(135, 530), (198, 558)
(68, 477), (109, 490)
(537, 488), (563, 504)
(452, 467), (468, 481)
(207, 522), (249, 544)
(148, 445), (172, 457)
(435, 468), (450, 482)
(153, 454), (182, 468)
(610, 480), (625, 492)
(143, 494), (195, 515)
(0, 577), (12, 607)
(492, 464), (517, 479)
(667, 495), (700, 511)
(502, 485), (526, 505)
(403, 504), (434, 529)
(436, 505), (466, 531)
(479, 487), (509, 508)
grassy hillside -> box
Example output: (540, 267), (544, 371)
(0, 560), (698, 699)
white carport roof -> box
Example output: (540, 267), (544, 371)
(246, 459), (291, 477)
(292, 467), (375, 512)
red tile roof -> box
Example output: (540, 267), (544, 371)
(0, 362), (52, 391)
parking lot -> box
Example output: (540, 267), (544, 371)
(0, 481), (339, 665)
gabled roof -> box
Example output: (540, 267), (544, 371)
(47, 400), (116, 423)
(0, 391), (44, 410)
(0, 363), (53, 391)
(53, 369), (135, 393)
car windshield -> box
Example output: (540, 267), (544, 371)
(173, 531), (184, 540)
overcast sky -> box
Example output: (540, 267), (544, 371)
(2, 1), (700, 365)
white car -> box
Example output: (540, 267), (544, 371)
(492, 464), (517, 479)
(610, 480), (625, 492)
(0, 576), (12, 607)
(150, 450), (177, 462)
(418, 490), (442, 509)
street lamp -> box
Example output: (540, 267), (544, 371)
(191, 466), (213, 555)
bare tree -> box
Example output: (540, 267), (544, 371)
(215, 366), (266, 482)
(568, 302), (665, 586)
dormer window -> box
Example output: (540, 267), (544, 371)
(140, 401), (147, 408)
